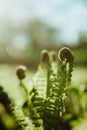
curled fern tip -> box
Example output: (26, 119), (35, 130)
(41, 49), (49, 62)
(16, 65), (27, 80)
(58, 47), (74, 62)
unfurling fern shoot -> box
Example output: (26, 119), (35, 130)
(16, 65), (29, 97)
(49, 50), (58, 74)
(58, 47), (74, 85)
(43, 47), (74, 130)
(29, 50), (51, 129)
(32, 49), (51, 99)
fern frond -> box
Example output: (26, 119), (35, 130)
(43, 61), (67, 129)
(33, 49), (51, 99)
(16, 65), (43, 129)
(28, 50), (52, 129)
(58, 47), (74, 85)
(43, 47), (74, 130)
(0, 86), (32, 130)
(49, 50), (58, 74)
(12, 105), (32, 130)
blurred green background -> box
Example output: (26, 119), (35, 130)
(0, 0), (86, 89)
(0, 0), (86, 92)
(0, 0), (86, 67)
(0, 1), (87, 129)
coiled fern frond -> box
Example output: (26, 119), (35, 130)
(58, 47), (74, 85)
(28, 50), (52, 129)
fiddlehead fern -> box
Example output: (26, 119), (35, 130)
(29, 50), (52, 129)
(16, 65), (28, 95)
(16, 65), (43, 129)
(58, 47), (74, 85)
(32, 49), (51, 100)
(34, 50), (51, 98)
(43, 47), (74, 130)
(17, 65), (44, 129)
(49, 51), (58, 74)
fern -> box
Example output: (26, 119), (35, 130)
(29, 47), (74, 130)
(16, 65), (44, 129)
(44, 58), (67, 129)
(33, 50), (51, 98)
(29, 50), (52, 129)
(58, 47), (74, 85)
(49, 50), (58, 74)
(0, 86), (32, 130)
(0, 47), (74, 130)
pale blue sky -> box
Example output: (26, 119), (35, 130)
(0, 0), (87, 43)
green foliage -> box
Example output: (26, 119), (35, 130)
(65, 82), (87, 128)
(73, 48), (87, 64)
(0, 86), (32, 130)
(0, 47), (74, 130)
